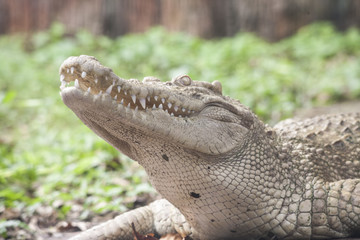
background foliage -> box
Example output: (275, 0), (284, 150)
(0, 22), (360, 236)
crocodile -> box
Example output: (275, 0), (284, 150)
(59, 55), (360, 240)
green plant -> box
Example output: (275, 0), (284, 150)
(0, 22), (359, 232)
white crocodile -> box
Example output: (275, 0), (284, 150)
(59, 55), (360, 240)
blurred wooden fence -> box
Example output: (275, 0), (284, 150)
(0, 0), (359, 41)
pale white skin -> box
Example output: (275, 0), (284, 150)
(60, 55), (360, 240)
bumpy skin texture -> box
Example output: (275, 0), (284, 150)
(59, 55), (360, 240)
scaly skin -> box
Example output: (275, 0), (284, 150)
(59, 55), (360, 240)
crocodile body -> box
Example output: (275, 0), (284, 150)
(59, 55), (360, 240)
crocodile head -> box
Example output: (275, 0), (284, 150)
(60, 55), (261, 160)
(60, 55), (274, 238)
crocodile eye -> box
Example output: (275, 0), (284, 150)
(212, 80), (222, 94)
(172, 75), (192, 86)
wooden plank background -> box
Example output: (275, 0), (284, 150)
(0, 0), (359, 41)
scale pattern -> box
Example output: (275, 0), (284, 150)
(59, 55), (360, 240)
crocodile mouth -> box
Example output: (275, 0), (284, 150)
(59, 56), (248, 155)
(59, 56), (197, 118)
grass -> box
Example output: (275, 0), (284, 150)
(0, 22), (359, 236)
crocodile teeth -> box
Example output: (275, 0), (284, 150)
(60, 74), (65, 82)
(174, 105), (178, 112)
(154, 96), (159, 101)
(81, 71), (86, 78)
(114, 95), (117, 100)
(147, 96), (151, 102)
(161, 98), (165, 104)
(139, 98), (146, 109)
(95, 91), (102, 97)
(131, 95), (137, 104)
(152, 104), (156, 110)
(127, 103), (130, 108)
(182, 107), (186, 112)
(117, 86), (121, 93)
(75, 79), (80, 88)
(120, 99), (124, 105)
(95, 79), (98, 84)
(159, 104), (163, 109)
(87, 87), (91, 93)
(71, 67), (74, 74)
(60, 80), (67, 90)
(168, 103), (172, 109)
(106, 85), (113, 94)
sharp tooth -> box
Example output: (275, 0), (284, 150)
(60, 74), (65, 82)
(87, 87), (91, 93)
(66, 68), (70, 73)
(95, 79), (98, 84)
(117, 86), (121, 93)
(154, 96), (159, 101)
(178, 115), (182, 118)
(127, 103), (131, 108)
(75, 79), (80, 88)
(152, 104), (156, 110)
(174, 105), (178, 112)
(120, 99), (124, 105)
(147, 96), (151, 102)
(124, 91), (127, 95)
(81, 71), (86, 78)
(165, 109), (168, 113)
(71, 67), (74, 74)
(114, 95), (118, 100)
(161, 98), (165, 103)
(131, 95), (137, 104)
(159, 104), (163, 109)
(168, 103), (172, 109)
(182, 107), (186, 112)
(125, 106), (132, 115)
(60, 80), (67, 90)
(135, 106), (138, 112)
(170, 113), (174, 117)
(106, 85), (113, 94)
(95, 91), (102, 97)
(139, 98), (146, 109)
